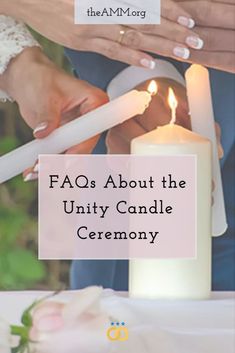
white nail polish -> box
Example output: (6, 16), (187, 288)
(33, 122), (48, 135)
(173, 47), (190, 59)
(177, 16), (195, 29)
(186, 36), (204, 50)
(24, 173), (38, 182)
(33, 164), (39, 173)
(188, 18), (195, 29)
(140, 58), (156, 69)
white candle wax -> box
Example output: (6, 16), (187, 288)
(130, 124), (212, 299)
(185, 64), (227, 237)
(0, 90), (151, 184)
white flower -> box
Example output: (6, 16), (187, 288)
(0, 317), (11, 353)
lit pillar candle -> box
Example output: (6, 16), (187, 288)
(0, 88), (154, 184)
(130, 88), (212, 299)
(185, 64), (227, 237)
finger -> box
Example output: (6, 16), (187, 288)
(212, 0), (235, 3)
(23, 159), (39, 181)
(59, 77), (109, 118)
(218, 142), (224, 159)
(106, 130), (130, 154)
(215, 122), (221, 141)
(110, 118), (146, 145)
(33, 104), (61, 139)
(130, 20), (204, 50)
(215, 123), (224, 159)
(106, 118), (146, 154)
(179, 1), (235, 29)
(136, 96), (172, 131)
(77, 85), (109, 116)
(194, 27), (235, 52)
(161, 0), (196, 28)
(188, 50), (235, 73)
(77, 24), (123, 41)
(120, 31), (192, 62)
(81, 37), (156, 69)
(66, 135), (100, 154)
(23, 168), (38, 182)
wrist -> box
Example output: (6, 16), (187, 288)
(0, 0), (34, 23)
(0, 47), (51, 99)
(0, 1), (21, 18)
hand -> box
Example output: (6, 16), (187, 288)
(106, 78), (190, 154)
(106, 78), (224, 157)
(0, 47), (108, 180)
(106, 78), (223, 206)
(177, 0), (235, 72)
(1, 0), (203, 69)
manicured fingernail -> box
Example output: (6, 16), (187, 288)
(33, 122), (48, 135)
(24, 173), (38, 182)
(140, 58), (156, 69)
(33, 163), (39, 173)
(177, 16), (195, 29)
(186, 36), (204, 49)
(218, 142), (224, 159)
(173, 47), (190, 59)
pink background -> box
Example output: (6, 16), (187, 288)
(39, 155), (196, 259)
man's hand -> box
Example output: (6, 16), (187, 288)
(106, 78), (190, 154)
(106, 78), (224, 156)
(0, 47), (108, 180)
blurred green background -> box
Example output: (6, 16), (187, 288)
(0, 34), (72, 290)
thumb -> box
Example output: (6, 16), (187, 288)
(33, 107), (60, 139)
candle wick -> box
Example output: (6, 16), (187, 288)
(169, 108), (176, 125)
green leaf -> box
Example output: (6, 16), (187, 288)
(21, 300), (38, 327)
(0, 208), (28, 242)
(11, 325), (28, 338)
(7, 249), (46, 282)
(21, 310), (33, 328)
(0, 137), (19, 154)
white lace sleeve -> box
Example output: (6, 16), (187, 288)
(0, 15), (40, 102)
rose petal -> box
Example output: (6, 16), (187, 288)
(33, 302), (64, 325)
(62, 286), (103, 324)
(36, 314), (64, 332)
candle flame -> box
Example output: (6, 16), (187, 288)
(168, 87), (178, 124)
(147, 80), (158, 96)
(168, 87), (178, 110)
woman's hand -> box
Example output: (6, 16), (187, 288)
(177, 0), (235, 72)
(1, 0), (203, 69)
(0, 47), (108, 180)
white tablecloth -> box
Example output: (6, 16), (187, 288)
(0, 291), (235, 353)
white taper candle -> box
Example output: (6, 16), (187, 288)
(185, 64), (227, 237)
(0, 90), (151, 184)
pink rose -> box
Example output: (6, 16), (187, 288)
(29, 287), (109, 353)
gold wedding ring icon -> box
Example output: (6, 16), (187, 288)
(107, 322), (129, 341)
